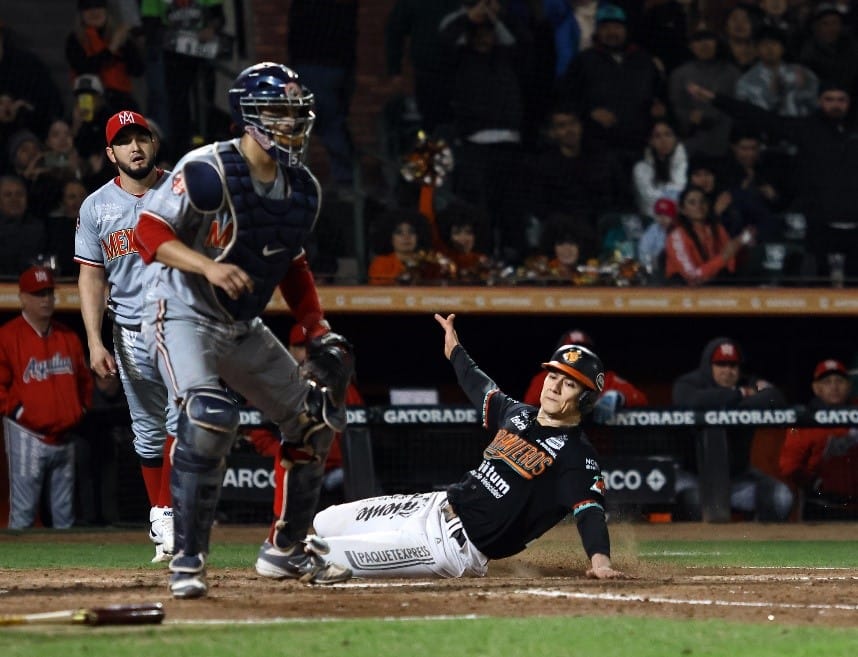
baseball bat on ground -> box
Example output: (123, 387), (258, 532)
(0, 603), (165, 626)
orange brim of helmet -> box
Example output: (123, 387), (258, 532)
(541, 362), (596, 390)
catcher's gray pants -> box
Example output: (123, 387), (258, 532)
(4, 418), (75, 529)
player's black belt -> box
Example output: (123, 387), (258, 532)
(116, 323), (142, 332)
(441, 500), (467, 549)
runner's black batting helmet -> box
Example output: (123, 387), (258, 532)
(541, 345), (605, 414)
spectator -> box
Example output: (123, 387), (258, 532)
(717, 125), (786, 240)
(65, 0), (144, 112)
(522, 328), (648, 423)
(440, 0), (531, 263)
(688, 78), (858, 283)
(385, 0), (462, 134)
(531, 212), (598, 282)
(637, 196), (678, 278)
(38, 119), (86, 206)
(669, 24), (741, 158)
(798, 3), (858, 97)
(0, 175), (46, 277)
(528, 104), (627, 234)
(664, 184), (750, 286)
(722, 3), (759, 72)
(4, 128), (44, 182)
(146, 0), (227, 155)
(0, 22), (65, 141)
(736, 26), (819, 117)
(758, 0), (806, 59)
(436, 198), (494, 283)
(632, 119), (688, 218)
(556, 3), (666, 176)
(780, 359), (858, 507)
(46, 178), (88, 278)
(541, 0), (600, 79)
(287, 0), (358, 196)
(672, 336), (793, 522)
(367, 208), (433, 285)
(638, 0), (691, 76)
(0, 266), (93, 529)
(69, 74), (113, 163)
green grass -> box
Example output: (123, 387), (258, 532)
(2, 532), (858, 656)
(0, 539), (256, 569)
(3, 536), (857, 569)
(1, 617), (857, 657)
(638, 540), (858, 568)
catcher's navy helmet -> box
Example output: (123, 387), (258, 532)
(541, 345), (605, 414)
(228, 62), (315, 166)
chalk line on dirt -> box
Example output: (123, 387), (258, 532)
(520, 589), (858, 611)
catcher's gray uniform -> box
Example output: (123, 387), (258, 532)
(135, 139), (346, 575)
(75, 174), (179, 458)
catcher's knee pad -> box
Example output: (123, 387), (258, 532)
(303, 380), (347, 433)
(179, 387), (240, 459)
(281, 425), (335, 469)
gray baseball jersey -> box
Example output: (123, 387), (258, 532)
(75, 173), (169, 327)
(138, 139), (340, 441)
(74, 173), (178, 459)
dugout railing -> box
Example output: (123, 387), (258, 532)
(214, 405), (858, 524)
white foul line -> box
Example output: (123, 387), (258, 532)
(520, 589), (858, 612)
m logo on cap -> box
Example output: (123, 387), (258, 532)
(34, 270), (49, 283)
(118, 111), (136, 125)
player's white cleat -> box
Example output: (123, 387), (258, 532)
(149, 506), (174, 563)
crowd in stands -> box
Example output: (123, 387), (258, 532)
(375, 0), (858, 287)
(1, 1), (857, 286)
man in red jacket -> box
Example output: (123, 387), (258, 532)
(780, 359), (858, 505)
(0, 267), (93, 529)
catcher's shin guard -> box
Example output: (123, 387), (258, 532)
(276, 425), (335, 544)
(170, 443), (226, 557)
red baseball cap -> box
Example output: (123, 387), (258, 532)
(711, 342), (741, 364)
(653, 197), (678, 220)
(556, 329), (594, 350)
(19, 266), (55, 294)
(813, 359), (848, 381)
(289, 324), (307, 346)
(105, 110), (152, 146)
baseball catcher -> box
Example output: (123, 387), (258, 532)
(133, 62), (354, 598)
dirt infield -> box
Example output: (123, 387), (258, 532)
(2, 522), (858, 627)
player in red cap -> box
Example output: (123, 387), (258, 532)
(0, 266), (93, 529)
(780, 359), (858, 509)
(75, 109), (178, 562)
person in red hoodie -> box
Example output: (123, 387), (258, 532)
(0, 266), (93, 529)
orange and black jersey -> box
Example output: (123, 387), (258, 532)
(445, 346), (610, 561)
